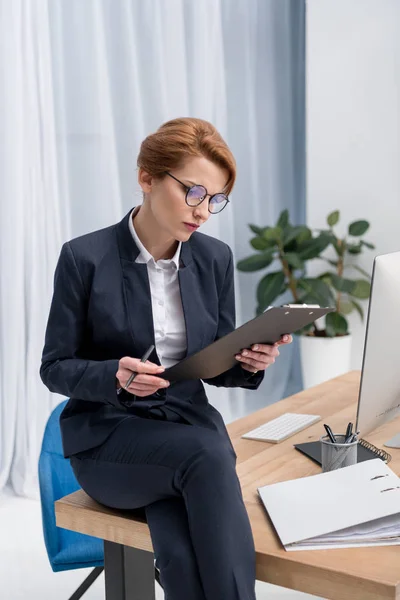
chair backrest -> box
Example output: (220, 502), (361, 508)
(38, 400), (81, 565)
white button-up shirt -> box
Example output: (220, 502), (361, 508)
(128, 208), (187, 368)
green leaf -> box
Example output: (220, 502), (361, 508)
(327, 210), (340, 227)
(349, 279), (371, 299)
(350, 299), (364, 320)
(347, 243), (362, 255)
(250, 236), (272, 251)
(284, 253), (305, 270)
(263, 226), (283, 243)
(249, 224), (264, 235)
(349, 220), (370, 236)
(259, 228), (278, 247)
(317, 271), (333, 279)
(326, 312), (349, 337)
(296, 227), (312, 244)
(282, 225), (295, 246)
(255, 305), (265, 317)
(360, 240), (375, 250)
(283, 225), (311, 247)
(282, 239), (298, 254)
(317, 272), (333, 287)
(330, 274), (357, 294)
(297, 233), (331, 260)
(297, 278), (335, 306)
(277, 209), (289, 229)
(340, 301), (355, 315)
(236, 250), (275, 272)
(256, 272), (286, 309)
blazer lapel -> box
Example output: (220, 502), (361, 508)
(116, 207), (205, 364)
(116, 209), (159, 364)
(179, 241), (206, 358)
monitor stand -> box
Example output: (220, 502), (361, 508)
(384, 433), (400, 448)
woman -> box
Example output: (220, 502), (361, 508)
(40, 117), (292, 600)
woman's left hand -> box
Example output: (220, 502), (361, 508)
(235, 334), (293, 374)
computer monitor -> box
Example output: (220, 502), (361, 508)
(355, 250), (400, 448)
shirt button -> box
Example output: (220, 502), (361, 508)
(158, 300), (164, 306)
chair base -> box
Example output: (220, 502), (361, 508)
(68, 566), (104, 600)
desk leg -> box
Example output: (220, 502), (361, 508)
(104, 541), (156, 600)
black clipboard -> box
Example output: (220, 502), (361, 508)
(161, 304), (334, 382)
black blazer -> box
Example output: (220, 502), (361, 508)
(40, 208), (264, 458)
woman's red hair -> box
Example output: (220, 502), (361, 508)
(137, 117), (236, 194)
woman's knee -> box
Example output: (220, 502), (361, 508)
(185, 429), (236, 464)
(177, 439), (238, 490)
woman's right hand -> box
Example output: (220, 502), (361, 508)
(116, 356), (170, 397)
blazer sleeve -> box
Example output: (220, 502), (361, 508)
(40, 242), (120, 406)
(202, 246), (265, 390)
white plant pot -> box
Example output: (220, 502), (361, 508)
(299, 334), (352, 389)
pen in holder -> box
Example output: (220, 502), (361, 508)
(320, 434), (358, 473)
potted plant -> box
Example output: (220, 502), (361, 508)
(236, 209), (332, 313)
(236, 209), (374, 388)
(298, 210), (374, 387)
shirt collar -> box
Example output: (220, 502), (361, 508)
(128, 207), (181, 270)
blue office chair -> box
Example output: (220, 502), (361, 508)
(38, 400), (104, 600)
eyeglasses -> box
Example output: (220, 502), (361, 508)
(165, 172), (230, 214)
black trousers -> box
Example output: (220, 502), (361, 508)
(70, 411), (256, 600)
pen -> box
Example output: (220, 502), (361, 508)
(348, 430), (360, 444)
(323, 423), (337, 444)
(344, 422), (353, 443)
(123, 344), (155, 391)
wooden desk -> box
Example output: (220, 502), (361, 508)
(227, 370), (400, 600)
(56, 370), (400, 599)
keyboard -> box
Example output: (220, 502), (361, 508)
(241, 413), (321, 444)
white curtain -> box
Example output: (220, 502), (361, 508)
(0, 0), (305, 497)
(0, 1), (67, 498)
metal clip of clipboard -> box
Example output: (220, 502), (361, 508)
(283, 304), (321, 308)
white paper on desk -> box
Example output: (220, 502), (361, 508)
(257, 459), (400, 551)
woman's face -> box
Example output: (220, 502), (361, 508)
(138, 155), (229, 242)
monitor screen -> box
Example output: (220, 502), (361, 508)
(356, 251), (400, 447)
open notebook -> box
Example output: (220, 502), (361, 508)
(258, 459), (400, 551)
